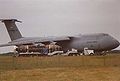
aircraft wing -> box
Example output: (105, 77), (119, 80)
(0, 36), (70, 47)
(0, 43), (14, 47)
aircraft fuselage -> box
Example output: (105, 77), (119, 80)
(57, 33), (120, 52)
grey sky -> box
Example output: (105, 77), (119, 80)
(0, 0), (120, 53)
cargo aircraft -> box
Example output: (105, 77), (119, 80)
(0, 19), (119, 55)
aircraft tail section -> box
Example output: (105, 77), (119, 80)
(0, 19), (22, 41)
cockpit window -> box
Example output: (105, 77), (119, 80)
(87, 41), (97, 43)
(102, 33), (109, 36)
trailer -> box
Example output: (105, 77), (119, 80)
(14, 44), (62, 57)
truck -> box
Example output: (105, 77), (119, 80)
(83, 47), (94, 55)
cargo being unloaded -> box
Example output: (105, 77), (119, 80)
(15, 44), (62, 56)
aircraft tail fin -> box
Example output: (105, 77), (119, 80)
(0, 19), (22, 41)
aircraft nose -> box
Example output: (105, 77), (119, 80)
(101, 35), (120, 50)
(114, 40), (120, 47)
(111, 38), (120, 49)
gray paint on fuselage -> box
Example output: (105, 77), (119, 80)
(65, 33), (120, 52)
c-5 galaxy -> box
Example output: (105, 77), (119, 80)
(0, 19), (119, 55)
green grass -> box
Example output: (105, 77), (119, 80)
(0, 53), (120, 81)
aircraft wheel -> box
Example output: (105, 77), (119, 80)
(90, 53), (94, 56)
(68, 53), (73, 56)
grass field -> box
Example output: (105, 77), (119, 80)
(0, 53), (120, 81)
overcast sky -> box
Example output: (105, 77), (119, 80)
(0, 0), (120, 53)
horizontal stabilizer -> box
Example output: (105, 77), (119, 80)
(0, 19), (22, 23)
